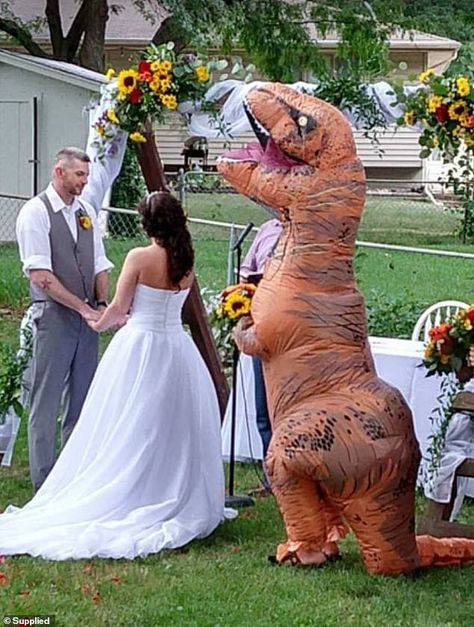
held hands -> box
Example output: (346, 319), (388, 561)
(80, 303), (101, 322)
(86, 306), (129, 333)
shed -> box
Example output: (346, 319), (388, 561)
(0, 49), (106, 197)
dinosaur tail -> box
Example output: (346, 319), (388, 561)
(417, 535), (474, 568)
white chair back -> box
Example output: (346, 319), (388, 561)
(411, 300), (469, 343)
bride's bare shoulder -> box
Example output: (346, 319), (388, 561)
(126, 245), (165, 263)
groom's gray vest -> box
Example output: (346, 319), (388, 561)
(30, 192), (95, 305)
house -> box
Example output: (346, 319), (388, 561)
(0, 48), (105, 198)
(1, 2), (461, 181)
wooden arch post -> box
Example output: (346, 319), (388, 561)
(136, 126), (229, 418)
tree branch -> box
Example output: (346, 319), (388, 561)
(64, 0), (91, 61)
(0, 17), (51, 58)
(45, 0), (64, 58)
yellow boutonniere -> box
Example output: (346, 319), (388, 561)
(79, 215), (92, 230)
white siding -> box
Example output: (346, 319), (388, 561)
(154, 116), (422, 171)
(354, 126), (421, 168)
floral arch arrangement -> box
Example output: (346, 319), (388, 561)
(396, 68), (474, 239)
(92, 42), (228, 159)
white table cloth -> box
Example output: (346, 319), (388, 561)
(222, 337), (473, 493)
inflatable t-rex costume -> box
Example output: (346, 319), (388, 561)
(217, 83), (474, 575)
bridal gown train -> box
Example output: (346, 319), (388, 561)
(0, 284), (235, 560)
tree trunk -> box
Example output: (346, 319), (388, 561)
(152, 15), (190, 52)
(78, 0), (108, 72)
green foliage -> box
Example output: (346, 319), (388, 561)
(109, 145), (146, 237)
(364, 288), (428, 339)
(425, 375), (462, 480)
(0, 325), (32, 424)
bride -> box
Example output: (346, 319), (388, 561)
(0, 191), (235, 560)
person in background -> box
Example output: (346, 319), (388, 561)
(240, 218), (282, 494)
(15, 147), (113, 491)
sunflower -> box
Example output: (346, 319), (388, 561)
(404, 111), (416, 125)
(195, 65), (210, 83)
(456, 76), (470, 97)
(129, 131), (147, 143)
(106, 109), (119, 125)
(223, 292), (252, 320)
(423, 341), (436, 359)
(427, 95), (443, 113)
(418, 68), (434, 83)
(117, 69), (139, 95)
(448, 100), (468, 120)
(161, 94), (178, 110)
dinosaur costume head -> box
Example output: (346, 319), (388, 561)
(218, 83), (474, 575)
(218, 82), (364, 220)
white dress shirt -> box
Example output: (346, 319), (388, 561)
(16, 183), (113, 276)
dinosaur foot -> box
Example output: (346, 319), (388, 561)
(270, 541), (341, 567)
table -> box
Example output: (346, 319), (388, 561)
(221, 337), (447, 481)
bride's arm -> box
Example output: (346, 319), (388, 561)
(89, 249), (141, 333)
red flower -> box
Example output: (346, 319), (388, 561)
(128, 88), (143, 104)
(0, 572), (7, 586)
(466, 307), (474, 322)
(435, 105), (449, 124)
(138, 60), (151, 75)
(439, 336), (455, 356)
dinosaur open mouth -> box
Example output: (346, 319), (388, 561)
(220, 100), (302, 169)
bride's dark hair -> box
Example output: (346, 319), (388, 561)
(138, 191), (194, 286)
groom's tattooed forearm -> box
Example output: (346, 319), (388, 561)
(39, 277), (52, 291)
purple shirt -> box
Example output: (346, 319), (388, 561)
(240, 219), (282, 279)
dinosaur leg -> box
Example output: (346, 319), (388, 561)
(343, 480), (419, 576)
(266, 430), (348, 566)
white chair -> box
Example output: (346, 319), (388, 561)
(411, 300), (469, 342)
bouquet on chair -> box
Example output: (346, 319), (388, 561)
(423, 304), (474, 379)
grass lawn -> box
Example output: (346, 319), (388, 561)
(1, 419), (474, 626)
(1, 196), (474, 624)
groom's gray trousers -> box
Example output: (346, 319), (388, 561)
(28, 301), (98, 490)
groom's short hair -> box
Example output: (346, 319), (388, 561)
(54, 147), (90, 168)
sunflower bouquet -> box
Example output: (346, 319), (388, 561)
(92, 42), (227, 158)
(398, 69), (474, 157)
(423, 304), (474, 378)
(214, 283), (257, 324)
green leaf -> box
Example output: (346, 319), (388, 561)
(419, 148), (432, 159)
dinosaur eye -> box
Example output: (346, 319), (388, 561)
(298, 115), (308, 128)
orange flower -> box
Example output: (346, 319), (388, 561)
(428, 322), (452, 342)
(0, 572), (8, 586)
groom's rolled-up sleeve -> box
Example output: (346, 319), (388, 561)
(16, 200), (53, 275)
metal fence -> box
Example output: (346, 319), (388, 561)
(2, 173), (474, 312)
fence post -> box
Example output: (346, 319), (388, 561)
(227, 224), (236, 284)
(177, 168), (186, 207)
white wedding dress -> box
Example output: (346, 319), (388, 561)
(0, 284), (235, 560)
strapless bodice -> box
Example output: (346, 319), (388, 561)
(127, 284), (190, 332)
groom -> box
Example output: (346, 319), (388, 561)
(16, 147), (113, 491)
